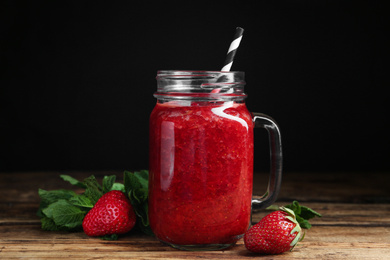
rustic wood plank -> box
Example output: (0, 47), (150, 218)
(1, 171), (389, 259)
(0, 225), (389, 259)
(254, 171), (390, 203)
(1, 225), (389, 244)
(252, 202), (390, 226)
(1, 246), (389, 260)
(0, 202), (39, 221)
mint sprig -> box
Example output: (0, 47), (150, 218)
(37, 171), (152, 237)
(124, 170), (153, 236)
(83, 175), (104, 205)
(60, 175), (87, 188)
(42, 199), (86, 229)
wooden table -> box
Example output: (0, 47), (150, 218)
(1, 171), (389, 259)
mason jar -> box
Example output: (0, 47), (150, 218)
(148, 71), (282, 251)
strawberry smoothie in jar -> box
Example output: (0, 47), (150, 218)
(148, 71), (282, 251)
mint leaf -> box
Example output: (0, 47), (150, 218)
(83, 175), (103, 205)
(69, 194), (94, 208)
(60, 175), (87, 188)
(124, 170), (149, 203)
(43, 200), (86, 229)
(137, 202), (150, 227)
(102, 175), (116, 193)
(134, 170), (149, 186)
(38, 189), (77, 205)
(124, 170), (141, 194)
(299, 205), (322, 220)
(37, 189), (76, 217)
(132, 187), (148, 204)
(41, 216), (61, 231)
(132, 200), (153, 236)
(124, 170), (153, 236)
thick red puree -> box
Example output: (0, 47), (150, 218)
(149, 101), (254, 245)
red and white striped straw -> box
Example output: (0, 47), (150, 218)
(221, 27), (244, 71)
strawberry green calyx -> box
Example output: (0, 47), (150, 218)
(280, 206), (303, 249)
(284, 200), (322, 229)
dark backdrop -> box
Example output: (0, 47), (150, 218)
(1, 1), (388, 173)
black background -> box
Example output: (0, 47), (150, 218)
(1, 1), (388, 173)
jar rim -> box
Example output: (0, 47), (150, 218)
(155, 70), (246, 101)
(157, 70), (244, 79)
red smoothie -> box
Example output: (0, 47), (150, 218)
(149, 100), (254, 247)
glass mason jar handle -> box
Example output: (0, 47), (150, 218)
(252, 113), (283, 211)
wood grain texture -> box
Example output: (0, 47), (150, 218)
(1, 171), (389, 259)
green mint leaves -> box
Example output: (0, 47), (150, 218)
(124, 170), (153, 236)
(37, 175), (101, 232)
(43, 200), (86, 229)
(37, 171), (152, 236)
(60, 175), (87, 188)
(284, 200), (322, 229)
(83, 175), (104, 205)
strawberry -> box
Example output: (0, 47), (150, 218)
(82, 190), (136, 237)
(244, 202), (321, 254)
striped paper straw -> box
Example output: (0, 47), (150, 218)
(221, 27), (244, 71)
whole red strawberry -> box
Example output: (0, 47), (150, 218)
(244, 207), (303, 254)
(82, 190), (136, 237)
